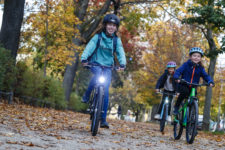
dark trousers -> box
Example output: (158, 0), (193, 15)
(157, 90), (174, 115)
(175, 85), (197, 108)
(84, 66), (112, 123)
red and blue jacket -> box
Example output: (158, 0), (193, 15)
(173, 59), (214, 84)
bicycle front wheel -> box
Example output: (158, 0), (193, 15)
(174, 106), (184, 140)
(160, 105), (168, 132)
(91, 86), (104, 136)
(186, 99), (198, 144)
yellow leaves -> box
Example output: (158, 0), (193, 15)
(22, 0), (82, 75)
(80, 140), (93, 144)
(216, 137), (222, 142)
(136, 142), (152, 147)
(112, 141), (120, 144)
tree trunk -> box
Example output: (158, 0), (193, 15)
(202, 28), (217, 131)
(216, 79), (223, 131)
(151, 104), (159, 121)
(135, 110), (139, 122)
(63, 0), (111, 101)
(44, 0), (49, 77)
(63, 44), (80, 101)
(0, 0), (25, 59)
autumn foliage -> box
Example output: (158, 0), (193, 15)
(21, 0), (81, 75)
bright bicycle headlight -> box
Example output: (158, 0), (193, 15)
(98, 76), (105, 83)
(165, 98), (169, 104)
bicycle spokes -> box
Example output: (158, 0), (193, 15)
(186, 101), (198, 144)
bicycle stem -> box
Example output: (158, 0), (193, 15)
(190, 88), (196, 97)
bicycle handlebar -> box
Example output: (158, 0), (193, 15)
(157, 91), (176, 96)
(179, 79), (209, 87)
(83, 63), (120, 71)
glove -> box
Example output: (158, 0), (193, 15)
(81, 60), (88, 63)
(120, 64), (126, 69)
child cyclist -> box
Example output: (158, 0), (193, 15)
(173, 47), (214, 115)
(81, 14), (126, 128)
(155, 61), (178, 122)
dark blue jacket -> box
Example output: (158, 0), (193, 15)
(155, 70), (178, 92)
(173, 59), (214, 84)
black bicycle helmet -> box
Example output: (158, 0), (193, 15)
(103, 14), (120, 27)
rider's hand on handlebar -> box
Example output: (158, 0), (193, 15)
(175, 79), (180, 83)
(209, 83), (214, 87)
(81, 60), (88, 66)
(117, 65), (125, 72)
(155, 89), (160, 93)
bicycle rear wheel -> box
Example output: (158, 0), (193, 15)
(91, 86), (104, 136)
(174, 106), (184, 140)
(186, 99), (198, 144)
(160, 105), (168, 132)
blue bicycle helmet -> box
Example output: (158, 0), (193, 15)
(189, 47), (204, 56)
(103, 14), (120, 27)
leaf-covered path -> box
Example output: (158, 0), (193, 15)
(0, 102), (224, 150)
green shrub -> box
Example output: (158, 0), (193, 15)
(68, 92), (88, 112)
(43, 77), (67, 109)
(0, 47), (16, 91)
(15, 61), (67, 109)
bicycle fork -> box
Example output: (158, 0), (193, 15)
(160, 97), (169, 120)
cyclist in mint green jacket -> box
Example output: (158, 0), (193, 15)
(81, 14), (126, 128)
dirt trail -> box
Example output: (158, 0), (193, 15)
(0, 103), (224, 150)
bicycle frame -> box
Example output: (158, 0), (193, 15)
(159, 91), (175, 120)
(176, 88), (196, 127)
(88, 69), (107, 118)
(160, 96), (169, 119)
(173, 79), (211, 143)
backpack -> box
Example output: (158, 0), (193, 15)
(87, 32), (117, 61)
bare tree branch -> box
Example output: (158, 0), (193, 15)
(121, 0), (161, 6)
(158, 4), (207, 37)
(82, 0), (111, 40)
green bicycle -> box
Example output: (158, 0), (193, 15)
(173, 79), (209, 144)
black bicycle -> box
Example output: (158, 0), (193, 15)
(85, 64), (119, 136)
(173, 79), (209, 144)
(157, 91), (176, 132)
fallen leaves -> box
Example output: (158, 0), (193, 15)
(0, 102), (225, 150)
(0, 103), (82, 132)
(6, 140), (47, 148)
(0, 132), (15, 137)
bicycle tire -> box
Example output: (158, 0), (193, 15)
(186, 99), (198, 144)
(89, 89), (96, 120)
(160, 105), (168, 132)
(174, 106), (184, 140)
(91, 86), (104, 136)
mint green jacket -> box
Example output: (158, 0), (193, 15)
(81, 32), (126, 67)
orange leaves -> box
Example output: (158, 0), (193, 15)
(1, 102), (225, 149)
(6, 140), (46, 148)
(1, 101), (225, 149)
(0, 103), (81, 134)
